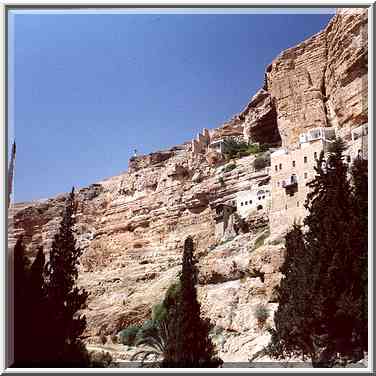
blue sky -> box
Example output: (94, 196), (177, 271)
(8, 9), (334, 202)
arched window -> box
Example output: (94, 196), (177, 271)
(257, 205), (263, 211)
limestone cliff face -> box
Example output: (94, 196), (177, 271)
(8, 8), (367, 362)
(263, 8), (368, 148)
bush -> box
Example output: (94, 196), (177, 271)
(152, 302), (168, 322)
(254, 304), (269, 323)
(119, 325), (140, 346)
(223, 163), (237, 173)
(223, 138), (266, 160)
(135, 320), (159, 344)
(253, 155), (270, 171)
(89, 351), (113, 368)
(253, 230), (270, 250)
(165, 281), (181, 303)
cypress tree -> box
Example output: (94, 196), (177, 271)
(267, 224), (314, 360)
(44, 187), (89, 366)
(28, 247), (48, 365)
(13, 236), (30, 365)
(349, 156), (368, 353)
(163, 237), (222, 367)
(266, 138), (367, 367)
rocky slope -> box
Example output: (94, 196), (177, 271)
(8, 8), (368, 363)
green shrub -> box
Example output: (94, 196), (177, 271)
(253, 231), (270, 250)
(223, 138), (266, 160)
(89, 351), (113, 367)
(135, 320), (159, 344)
(254, 304), (270, 323)
(223, 163), (237, 173)
(119, 325), (140, 346)
(253, 155), (270, 171)
(152, 302), (168, 322)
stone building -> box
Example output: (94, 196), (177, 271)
(269, 127), (336, 233)
(235, 186), (271, 218)
(269, 125), (368, 234)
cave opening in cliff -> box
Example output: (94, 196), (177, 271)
(249, 100), (282, 147)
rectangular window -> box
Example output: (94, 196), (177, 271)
(304, 156), (307, 163)
(292, 160), (296, 167)
(314, 152), (317, 160)
(275, 165), (278, 172)
(241, 202), (243, 206)
(279, 163), (282, 170)
(245, 201), (248, 205)
(304, 172), (308, 179)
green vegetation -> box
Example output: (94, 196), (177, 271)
(119, 325), (141, 346)
(13, 188), (90, 367)
(88, 351), (113, 368)
(218, 176), (225, 186)
(223, 163), (237, 173)
(253, 154), (271, 171)
(254, 304), (270, 324)
(162, 237), (222, 367)
(223, 138), (271, 160)
(253, 230), (270, 250)
(266, 139), (368, 367)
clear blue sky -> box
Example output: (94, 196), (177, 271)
(8, 10), (334, 202)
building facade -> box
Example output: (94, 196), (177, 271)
(269, 125), (368, 234)
(236, 186), (271, 218)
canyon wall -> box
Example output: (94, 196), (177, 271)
(8, 8), (368, 362)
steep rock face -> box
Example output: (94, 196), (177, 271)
(9, 148), (272, 348)
(266, 30), (328, 148)
(264, 8), (367, 147)
(324, 9), (368, 135)
(242, 89), (281, 145)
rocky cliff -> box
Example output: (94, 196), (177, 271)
(8, 8), (368, 362)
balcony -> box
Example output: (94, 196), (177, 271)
(283, 175), (298, 196)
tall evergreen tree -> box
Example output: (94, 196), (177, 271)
(13, 242), (47, 367)
(267, 139), (368, 367)
(162, 237), (222, 367)
(27, 247), (48, 365)
(13, 236), (30, 365)
(349, 156), (368, 352)
(267, 224), (314, 360)
(44, 188), (89, 366)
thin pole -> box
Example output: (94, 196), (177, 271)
(7, 141), (16, 208)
